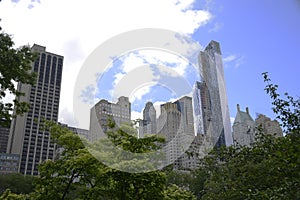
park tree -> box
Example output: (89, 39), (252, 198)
(163, 184), (196, 200)
(0, 173), (35, 195)
(0, 32), (36, 127)
(33, 121), (167, 200)
(198, 72), (300, 200)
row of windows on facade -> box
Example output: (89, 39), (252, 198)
(27, 111), (58, 121)
(21, 152), (53, 161)
(0, 161), (18, 166)
(29, 95), (59, 104)
(0, 167), (18, 171)
(22, 144), (54, 154)
(23, 141), (52, 148)
(27, 111), (58, 119)
(98, 111), (130, 118)
(31, 84), (60, 92)
(97, 105), (129, 113)
(23, 137), (52, 146)
(30, 86), (60, 98)
(30, 92), (60, 101)
(21, 151), (54, 161)
(0, 155), (19, 160)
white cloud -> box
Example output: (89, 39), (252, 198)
(234, 56), (245, 68)
(0, 0), (212, 128)
(209, 22), (223, 33)
(223, 55), (237, 63)
(129, 84), (152, 103)
(223, 54), (245, 69)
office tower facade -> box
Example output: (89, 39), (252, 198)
(89, 96), (131, 141)
(7, 44), (63, 175)
(198, 40), (233, 146)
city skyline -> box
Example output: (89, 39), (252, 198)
(0, 0), (299, 129)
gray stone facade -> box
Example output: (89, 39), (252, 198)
(89, 96), (131, 141)
(232, 104), (255, 146)
(255, 114), (283, 137)
(232, 104), (283, 146)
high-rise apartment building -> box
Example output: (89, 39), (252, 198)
(157, 102), (181, 166)
(198, 40), (233, 146)
(157, 97), (195, 169)
(7, 44), (63, 175)
(89, 96), (131, 141)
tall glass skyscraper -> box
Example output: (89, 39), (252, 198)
(198, 40), (233, 146)
(7, 44), (63, 175)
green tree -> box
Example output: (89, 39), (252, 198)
(0, 173), (35, 195)
(199, 72), (300, 200)
(0, 32), (36, 127)
(34, 121), (167, 200)
(90, 121), (167, 200)
(163, 184), (196, 200)
(0, 189), (28, 200)
(34, 122), (110, 200)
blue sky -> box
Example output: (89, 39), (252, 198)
(1, 0), (299, 128)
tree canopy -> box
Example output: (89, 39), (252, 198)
(0, 32), (36, 127)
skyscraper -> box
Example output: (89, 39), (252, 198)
(139, 102), (157, 138)
(7, 44), (63, 175)
(157, 102), (181, 166)
(157, 96), (195, 169)
(198, 40), (233, 146)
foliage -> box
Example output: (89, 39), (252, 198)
(0, 32), (36, 127)
(165, 170), (192, 189)
(0, 189), (28, 200)
(262, 72), (300, 133)
(0, 173), (35, 195)
(33, 121), (167, 200)
(163, 184), (196, 200)
(189, 168), (209, 199)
